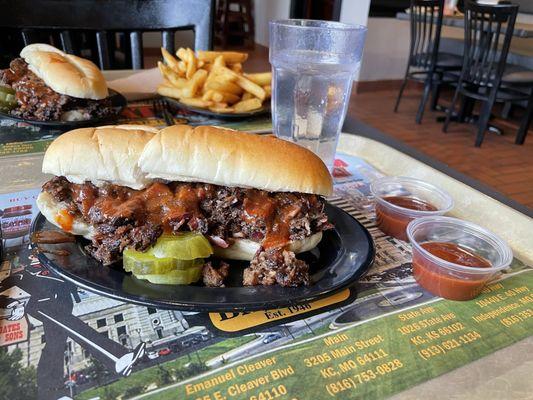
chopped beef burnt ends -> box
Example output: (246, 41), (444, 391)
(42, 177), (332, 286)
(0, 58), (112, 121)
(202, 261), (230, 287)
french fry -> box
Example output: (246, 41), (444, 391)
(177, 61), (187, 73)
(158, 47), (269, 114)
(176, 48), (188, 61)
(157, 60), (170, 76)
(209, 104), (235, 113)
(211, 91), (240, 104)
(185, 48), (197, 79)
(211, 65), (237, 80)
(157, 62), (187, 86)
(180, 69), (208, 98)
(161, 47), (181, 73)
(210, 91), (223, 102)
(241, 92), (253, 100)
(179, 97), (213, 108)
(157, 84), (183, 99)
(202, 89), (215, 101)
(214, 66), (266, 100)
(237, 77), (266, 101)
(213, 55), (226, 68)
(204, 80), (242, 95)
(204, 69), (237, 94)
(233, 98), (262, 112)
(245, 72), (272, 86)
(197, 51), (248, 64)
(230, 63), (242, 73)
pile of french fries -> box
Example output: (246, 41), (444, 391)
(157, 47), (271, 114)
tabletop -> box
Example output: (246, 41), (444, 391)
(0, 70), (531, 400)
(396, 11), (533, 38)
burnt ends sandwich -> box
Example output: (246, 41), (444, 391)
(37, 125), (333, 287)
(0, 44), (114, 121)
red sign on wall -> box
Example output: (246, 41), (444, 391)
(0, 318), (29, 346)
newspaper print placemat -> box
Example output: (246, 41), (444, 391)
(0, 102), (272, 158)
(0, 152), (531, 400)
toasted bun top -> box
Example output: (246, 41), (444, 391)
(42, 125), (159, 189)
(139, 125), (333, 196)
(21, 43), (108, 100)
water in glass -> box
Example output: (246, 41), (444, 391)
(272, 50), (358, 170)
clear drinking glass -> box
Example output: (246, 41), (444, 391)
(269, 19), (367, 171)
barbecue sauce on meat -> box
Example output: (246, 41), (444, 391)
(42, 177), (330, 286)
(244, 190), (289, 249)
(32, 230), (75, 244)
(64, 180), (314, 250)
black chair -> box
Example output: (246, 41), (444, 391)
(443, 1), (533, 146)
(394, 0), (462, 123)
(0, 0), (215, 70)
(500, 70), (533, 145)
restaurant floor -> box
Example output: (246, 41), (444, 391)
(350, 85), (533, 210)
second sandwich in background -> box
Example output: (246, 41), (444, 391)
(0, 43), (116, 121)
(37, 125), (333, 287)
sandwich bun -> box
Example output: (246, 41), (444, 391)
(42, 125), (159, 190)
(213, 232), (323, 261)
(37, 191), (321, 260)
(36, 192), (95, 239)
(139, 125), (333, 196)
(42, 124), (333, 195)
(20, 43), (108, 100)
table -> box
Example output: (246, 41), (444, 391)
(337, 126), (533, 400)
(396, 11), (533, 38)
(0, 70), (531, 400)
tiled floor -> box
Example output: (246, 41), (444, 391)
(348, 86), (533, 210)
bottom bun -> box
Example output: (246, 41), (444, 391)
(37, 191), (323, 260)
(214, 232), (323, 261)
(36, 192), (95, 239)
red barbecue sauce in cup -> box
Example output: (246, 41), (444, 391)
(413, 242), (492, 300)
(375, 196), (437, 241)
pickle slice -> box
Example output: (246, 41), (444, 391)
(123, 248), (205, 275)
(0, 90), (17, 111)
(150, 233), (213, 260)
(123, 248), (177, 275)
(135, 264), (203, 285)
(0, 85), (15, 95)
(0, 92), (16, 104)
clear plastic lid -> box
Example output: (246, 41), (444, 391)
(407, 216), (513, 274)
(370, 176), (454, 216)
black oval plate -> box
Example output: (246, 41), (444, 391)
(165, 97), (271, 120)
(0, 89), (127, 129)
(31, 203), (374, 311)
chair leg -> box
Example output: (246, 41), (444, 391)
(394, 68), (410, 113)
(475, 97), (496, 147)
(465, 97), (476, 121)
(458, 97), (475, 123)
(416, 78), (433, 124)
(515, 94), (533, 145)
(458, 96), (468, 122)
(443, 86), (461, 133)
(430, 82), (441, 110)
(501, 101), (512, 119)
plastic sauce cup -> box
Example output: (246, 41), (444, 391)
(370, 177), (454, 241)
(407, 216), (513, 301)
